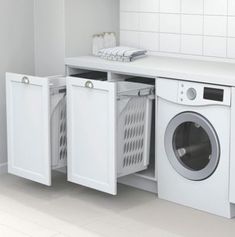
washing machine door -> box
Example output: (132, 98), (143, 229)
(165, 112), (220, 181)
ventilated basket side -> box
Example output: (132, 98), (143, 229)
(51, 94), (67, 170)
(117, 96), (152, 177)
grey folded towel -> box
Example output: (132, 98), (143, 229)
(97, 46), (147, 62)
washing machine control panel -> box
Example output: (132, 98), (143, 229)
(178, 81), (231, 106)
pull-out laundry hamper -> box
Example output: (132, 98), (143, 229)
(50, 84), (67, 170)
(6, 73), (67, 185)
(116, 81), (155, 177)
(67, 72), (155, 194)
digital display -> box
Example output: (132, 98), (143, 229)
(203, 87), (224, 102)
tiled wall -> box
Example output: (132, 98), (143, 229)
(120, 0), (235, 61)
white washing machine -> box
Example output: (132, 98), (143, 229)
(156, 78), (235, 218)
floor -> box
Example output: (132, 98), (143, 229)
(0, 173), (235, 237)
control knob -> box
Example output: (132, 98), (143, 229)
(187, 88), (197, 100)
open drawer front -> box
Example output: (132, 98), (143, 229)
(67, 72), (154, 195)
(6, 73), (66, 186)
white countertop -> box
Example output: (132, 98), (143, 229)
(65, 55), (235, 87)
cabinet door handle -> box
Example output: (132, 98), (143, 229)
(85, 81), (94, 89)
(22, 76), (30, 84)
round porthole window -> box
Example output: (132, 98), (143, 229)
(164, 112), (220, 181)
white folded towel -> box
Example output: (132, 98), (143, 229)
(97, 46), (147, 62)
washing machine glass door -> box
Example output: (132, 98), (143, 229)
(165, 112), (220, 181)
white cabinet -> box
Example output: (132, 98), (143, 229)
(67, 76), (117, 194)
(67, 73), (154, 195)
(6, 71), (156, 195)
(230, 87), (235, 204)
(6, 73), (66, 185)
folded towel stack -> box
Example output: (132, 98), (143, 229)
(97, 46), (147, 62)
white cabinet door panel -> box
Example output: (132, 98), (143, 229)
(230, 87), (235, 203)
(67, 77), (117, 195)
(6, 73), (51, 185)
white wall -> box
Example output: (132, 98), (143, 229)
(120, 0), (235, 62)
(0, 0), (35, 169)
(34, 0), (119, 76)
(34, 0), (65, 76)
(65, 0), (119, 57)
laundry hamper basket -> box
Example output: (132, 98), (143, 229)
(50, 85), (67, 170)
(117, 81), (155, 177)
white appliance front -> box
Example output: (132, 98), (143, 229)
(156, 78), (235, 218)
